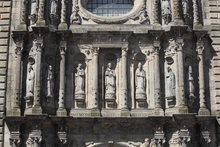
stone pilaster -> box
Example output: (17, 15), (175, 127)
(57, 39), (67, 116)
(120, 47), (129, 116)
(196, 39), (210, 115)
(172, 0), (184, 25)
(10, 35), (24, 116)
(16, 0), (28, 30)
(58, 0), (68, 29)
(90, 47), (100, 116)
(175, 38), (188, 113)
(36, 0), (46, 26)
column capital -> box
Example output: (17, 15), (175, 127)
(196, 40), (205, 55)
(60, 40), (67, 54)
(9, 126), (21, 147)
(91, 47), (100, 54)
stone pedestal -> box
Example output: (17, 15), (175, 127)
(58, 0), (68, 30)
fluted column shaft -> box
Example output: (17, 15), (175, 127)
(152, 0), (160, 25)
(172, 0), (184, 24)
(33, 38), (43, 113)
(57, 40), (67, 115)
(120, 48), (128, 109)
(176, 38), (186, 107)
(193, 0), (202, 26)
(91, 48), (99, 109)
(153, 41), (162, 108)
(59, 0), (68, 29)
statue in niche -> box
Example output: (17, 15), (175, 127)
(187, 65), (195, 105)
(70, 6), (81, 24)
(165, 67), (176, 98)
(25, 63), (35, 108)
(135, 62), (146, 99)
(75, 63), (85, 95)
(139, 9), (150, 24)
(26, 64), (35, 98)
(162, 0), (172, 25)
(46, 65), (54, 98)
(105, 62), (116, 100)
(50, 0), (58, 25)
(29, 0), (38, 25)
(50, 0), (58, 15)
(182, 0), (190, 21)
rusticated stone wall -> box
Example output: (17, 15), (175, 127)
(0, 0), (11, 146)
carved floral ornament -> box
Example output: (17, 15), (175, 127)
(79, 0), (147, 24)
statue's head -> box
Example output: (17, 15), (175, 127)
(49, 65), (52, 70)
(138, 62), (142, 69)
(78, 63), (82, 68)
(167, 67), (171, 72)
(107, 62), (112, 68)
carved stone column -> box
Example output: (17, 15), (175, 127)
(196, 40), (210, 115)
(172, 0), (184, 25)
(90, 47), (100, 116)
(193, 0), (202, 27)
(32, 35), (43, 114)
(175, 38), (188, 112)
(152, 0), (160, 25)
(57, 39), (67, 116)
(153, 40), (164, 115)
(120, 47), (129, 116)
(59, 0), (68, 29)
(36, 0), (46, 25)
(9, 126), (21, 147)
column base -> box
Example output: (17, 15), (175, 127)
(57, 108), (67, 116)
(15, 24), (27, 31)
(154, 108), (164, 116)
(91, 109), (101, 117)
(173, 20), (184, 25)
(36, 20), (46, 27)
(165, 106), (188, 115)
(198, 107), (210, 115)
(9, 107), (21, 116)
(24, 106), (42, 115)
(58, 23), (68, 30)
(120, 109), (130, 117)
(193, 24), (203, 30)
(153, 23), (162, 29)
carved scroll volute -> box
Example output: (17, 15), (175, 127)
(26, 123), (42, 147)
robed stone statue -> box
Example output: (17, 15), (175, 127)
(162, 0), (172, 25)
(46, 65), (54, 98)
(105, 62), (116, 100)
(50, 0), (58, 15)
(75, 63), (85, 95)
(135, 62), (146, 99)
(26, 64), (35, 98)
(165, 67), (176, 98)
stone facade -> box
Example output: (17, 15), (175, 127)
(0, 0), (220, 146)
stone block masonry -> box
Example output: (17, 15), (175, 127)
(0, 0), (11, 146)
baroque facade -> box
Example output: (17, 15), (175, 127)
(1, 0), (220, 146)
